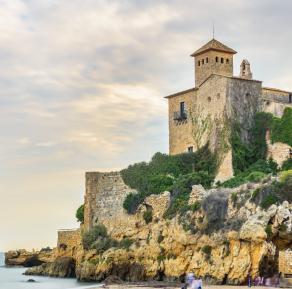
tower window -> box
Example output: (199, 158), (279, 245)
(208, 97), (211, 102)
(217, 93), (220, 99)
(216, 57), (218, 62)
(206, 57), (209, 63)
(180, 102), (186, 117)
(198, 61), (200, 66)
(226, 59), (229, 64)
(202, 59), (204, 65)
(188, 146), (193, 153)
(221, 57), (224, 63)
(289, 94), (292, 103)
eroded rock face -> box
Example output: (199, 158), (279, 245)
(72, 182), (292, 284)
(25, 257), (75, 278)
(5, 249), (54, 267)
(18, 176), (292, 285)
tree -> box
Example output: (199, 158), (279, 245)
(76, 204), (84, 223)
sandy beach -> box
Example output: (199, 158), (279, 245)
(101, 283), (277, 289)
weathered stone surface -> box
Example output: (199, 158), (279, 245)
(25, 257), (75, 278)
(5, 249), (54, 267)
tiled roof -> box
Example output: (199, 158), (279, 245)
(191, 39), (237, 57)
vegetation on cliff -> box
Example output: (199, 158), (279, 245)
(82, 224), (134, 252)
(231, 108), (292, 175)
(121, 144), (217, 214)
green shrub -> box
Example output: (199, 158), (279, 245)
(278, 170), (292, 202)
(279, 223), (287, 232)
(265, 224), (273, 238)
(201, 245), (212, 260)
(189, 201), (201, 212)
(157, 254), (166, 263)
(82, 225), (109, 250)
(260, 194), (278, 209)
(123, 192), (144, 214)
(282, 159), (292, 171)
(119, 238), (134, 250)
(271, 108), (292, 146)
(122, 146), (218, 215)
(231, 192), (238, 204)
(76, 204), (84, 223)
(221, 160), (277, 188)
(147, 175), (174, 194)
(246, 171), (266, 182)
(157, 234), (164, 243)
(143, 210), (153, 224)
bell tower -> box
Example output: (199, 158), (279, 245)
(191, 39), (237, 87)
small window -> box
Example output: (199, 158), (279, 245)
(207, 97), (211, 102)
(188, 146), (193, 153)
(221, 57), (224, 64)
(202, 59), (204, 65)
(215, 57), (218, 62)
(206, 57), (209, 63)
(226, 59), (229, 64)
(180, 102), (185, 116)
(266, 101), (270, 106)
(198, 61), (200, 66)
(217, 93), (220, 99)
(289, 94), (292, 103)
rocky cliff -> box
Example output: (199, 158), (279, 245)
(24, 173), (292, 285)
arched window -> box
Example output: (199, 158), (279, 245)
(226, 59), (229, 64)
(208, 97), (211, 102)
(206, 57), (209, 63)
(202, 59), (204, 65)
(198, 61), (200, 66)
(221, 57), (224, 63)
(217, 93), (220, 99)
(216, 57), (218, 62)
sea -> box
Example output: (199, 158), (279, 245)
(0, 252), (101, 289)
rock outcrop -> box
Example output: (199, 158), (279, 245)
(70, 178), (291, 284)
(5, 248), (54, 267)
(25, 257), (76, 278)
(20, 174), (292, 285)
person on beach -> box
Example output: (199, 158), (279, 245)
(191, 276), (202, 289)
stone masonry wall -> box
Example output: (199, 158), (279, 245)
(262, 88), (292, 117)
(57, 229), (81, 257)
(266, 131), (291, 166)
(168, 89), (197, 155)
(195, 50), (234, 87)
(84, 172), (137, 233)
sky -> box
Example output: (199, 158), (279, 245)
(1, 0), (292, 251)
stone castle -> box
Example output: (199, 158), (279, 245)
(18, 38), (291, 285)
(166, 38), (292, 182)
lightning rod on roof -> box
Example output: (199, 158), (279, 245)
(212, 21), (215, 39)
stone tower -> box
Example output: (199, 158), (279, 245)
(240, 59), (253, 79)
(191, 39), (237, 87)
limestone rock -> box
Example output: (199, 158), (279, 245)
(25, 257), (75, 278)
(5, 249), (54, 267)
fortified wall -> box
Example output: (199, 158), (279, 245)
(84, 172), (137, 233)
(56, 229), (81, 257)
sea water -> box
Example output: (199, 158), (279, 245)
(0, 252), (101, 289)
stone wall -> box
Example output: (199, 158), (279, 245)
(262, 87), (292, 117)
(195, 50), (234, 87)
(84, 172), (137, 234)
(167, 89), (197, 155)
(279, 250), (292, 274)
(266, 131), (291, 166)
(57, 229), (81, 257)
